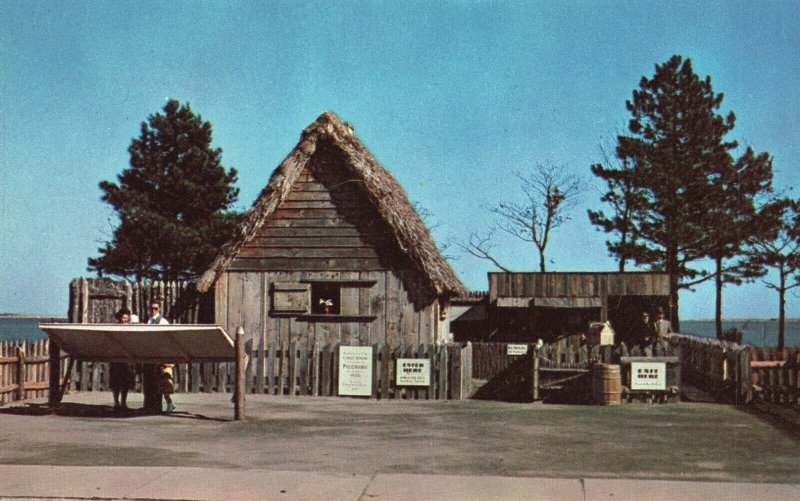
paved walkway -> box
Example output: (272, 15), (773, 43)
(0, 465), (797, 500)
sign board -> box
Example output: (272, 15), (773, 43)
(506, 344), (529, 356)
(396, 359), (430, 386)
(630, 362), (666, 390)
(338, 346), (373, 396)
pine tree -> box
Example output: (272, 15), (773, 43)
(743, 200), (800, 350)
(589, 55), (747, 331)
(89, 100), (240, 281)
(704, 148), (773, 338)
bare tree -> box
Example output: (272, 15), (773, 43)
(454, 230), (512, 272)
(458, 164), (583, 272)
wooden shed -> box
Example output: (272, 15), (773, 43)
(197, 112), (466, 350)
(486, 272), (671, 343)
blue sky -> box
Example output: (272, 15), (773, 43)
(1, 1), (798, 319)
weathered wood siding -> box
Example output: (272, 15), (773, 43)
(217, 270), (438, 349)
(488, 272), (670, 300)
(229, 167), (401, 273)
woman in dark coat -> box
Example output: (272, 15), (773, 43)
(110, 307), (136, 409)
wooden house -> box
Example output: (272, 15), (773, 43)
(197, 112), (466, 349)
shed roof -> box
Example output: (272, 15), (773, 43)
(197, 112), (466, 297)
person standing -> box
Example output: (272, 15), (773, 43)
(653, 307), (673, 340)
(110, 308), (135, 410)
(142, 301), (169, 413)
(630, 311), (656, 347)
(147, 302), (169, 325)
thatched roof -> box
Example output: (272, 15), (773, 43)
(197, 112), (466, 297)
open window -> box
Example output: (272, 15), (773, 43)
(311, 282), (341, 315)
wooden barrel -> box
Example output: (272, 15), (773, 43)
(593, 363), (621, 405)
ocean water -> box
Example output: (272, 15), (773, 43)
(1, 317), (798, 347)
(680, 319), (800, 347)
(0, 317), (65, 342)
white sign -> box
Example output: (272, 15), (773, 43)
(630, 362), (666, 390)
(396, 359), (430, 386)
(506, 344), (529, 356)
(338, 346), (373, 396)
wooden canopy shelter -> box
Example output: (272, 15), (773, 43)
(39, 323), (247, 419)
(487, 272), (672, 343)
(196, 112), (465, 349)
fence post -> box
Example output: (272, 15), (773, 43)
(16, 346), (25, 402)
(48, 339), (61, 407)
(532, 349), (540, 401)
(235, 326), (245, 421)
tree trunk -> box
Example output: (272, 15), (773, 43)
(715, 256), (723, 339)
(778, 269), (786, 351)
(538, 250), (546, 273)
(667, 245), (680, 333)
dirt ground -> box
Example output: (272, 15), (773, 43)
(0, 392), (798, 484)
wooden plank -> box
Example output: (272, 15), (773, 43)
(371, 344), (379, 399)
(298, 343), (308, 396)
(288, 341), (297, 395)
(449, 345), (462, 400)
(368, 272), (387, 346)
(380, 343), (390, 399)
(392, 345), (403, 399)
(228, 257), (385, 272)
(277, 340), (286, 395)
(438, 347), (448, 400)
(340, 286), (360, 316)
(262, 217), (359, 229)
(418, 345), (429, 400)
(246, 236), (376, 248)
(237, 247), (382, 259)
(405, 344), (416, 400)
(320, 344), (331, 396)
(255, 338), (266, 394)
(257, 227), (364, 238)
(225, 273), (244, 342)
(332, 343), (340, 396)
(311, 343), (320, 396)
(188, 362), (199, 393)
(234, 326), (245, 420)
(266, 342), (276, 395)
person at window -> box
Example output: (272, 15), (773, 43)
(142, 301), (170, 413)
(110, 307), (136, 410)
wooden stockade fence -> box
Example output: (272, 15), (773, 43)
(0, 339), (69, 405)
(40, 341), (471, 401)
(471, 339), (680, 403)
(672, 334), (752, 404)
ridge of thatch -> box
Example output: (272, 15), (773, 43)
(197, 112), (466, 297)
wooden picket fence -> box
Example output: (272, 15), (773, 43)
(31, 341), (472, 401)
(0, 340), (65, 405)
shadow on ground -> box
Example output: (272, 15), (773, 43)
(0, 402), (228, 422)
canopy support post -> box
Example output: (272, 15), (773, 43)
(234, 326), (246, 420)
